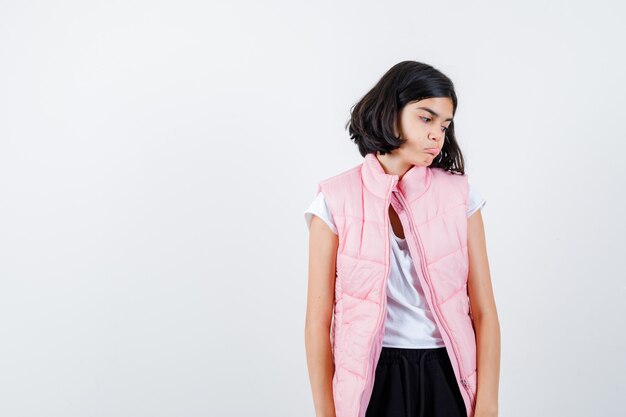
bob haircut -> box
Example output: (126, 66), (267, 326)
(346, 61), (465, 175)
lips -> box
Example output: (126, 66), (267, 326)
(423, 148), (440, 156)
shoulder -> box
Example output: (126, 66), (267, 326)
(317, 161), (363, 198)
(429, 167), (468, 194)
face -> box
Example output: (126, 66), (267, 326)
(393, 97), (454, 167)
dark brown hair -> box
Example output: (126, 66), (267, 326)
(346, 61), (465, 174)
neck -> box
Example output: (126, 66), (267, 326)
(375, 152), (413, 180)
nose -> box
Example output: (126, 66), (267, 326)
(429, 130), (445, 146)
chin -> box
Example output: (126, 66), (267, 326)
(414, 159), (432, 167)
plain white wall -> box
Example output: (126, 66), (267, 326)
(1, 1), (624, 416)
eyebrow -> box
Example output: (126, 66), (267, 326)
(416, 107), (454, 122)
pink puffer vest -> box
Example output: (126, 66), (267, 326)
(316, 153), (477, 417)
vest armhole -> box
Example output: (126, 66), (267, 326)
(317, 182), (340, 239)
(464, 174), (470, 215)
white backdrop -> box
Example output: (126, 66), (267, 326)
(1, 1), (625, 416)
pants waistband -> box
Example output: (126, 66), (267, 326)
(377, 346), (449, 364)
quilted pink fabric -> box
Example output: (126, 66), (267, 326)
(317, 153), (477, 417)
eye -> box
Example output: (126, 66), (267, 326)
(421, 116), (450, 133)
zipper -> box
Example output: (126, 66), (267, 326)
(395, 191), (476, 411)
(360, 176), (397, 417)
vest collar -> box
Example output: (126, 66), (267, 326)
(361, 152), (432, 201)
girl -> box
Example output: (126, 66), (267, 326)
(303, 61), (500, 417)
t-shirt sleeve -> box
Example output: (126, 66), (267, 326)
(303, 191), (338, 235)
(467, 182), (487, 217)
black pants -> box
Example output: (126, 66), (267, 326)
(365, 347), (467, 417)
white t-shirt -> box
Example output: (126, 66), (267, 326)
(304, 182), (486, 348)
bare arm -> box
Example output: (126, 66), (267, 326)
(305, 215), (338, 417)
(467, 209), (501, 417)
